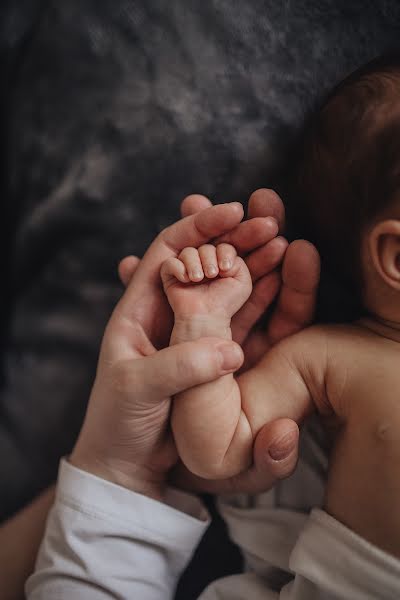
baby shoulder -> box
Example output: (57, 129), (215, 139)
(278, 323), (361, 354)
(271, 324), (356, 385)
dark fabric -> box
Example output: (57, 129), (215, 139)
(176, 495), (243, 599)
(1, 1), (400, 596)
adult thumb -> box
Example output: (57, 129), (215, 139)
(134, 337), (244, 400)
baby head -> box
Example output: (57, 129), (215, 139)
(293, 53), (400, 323)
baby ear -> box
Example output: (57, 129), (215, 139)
(369, 219), (400, 291)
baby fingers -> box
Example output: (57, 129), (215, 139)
(198, 244), (219, 278)
(178, 247), (205, 281)
(164, 243), (240, 286)
(198, 243), (238, 277)
(160, 257), (190, 286)
(216, 243), (238, 274)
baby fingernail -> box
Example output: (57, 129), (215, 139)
(218, 343), (243, 370)
(220, 259), (232, 270)
(191, 270), (203, 280)
(207, 265), (218, 276)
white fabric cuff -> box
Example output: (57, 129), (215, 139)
(290, 508), (400, 599)
(58, 458), (210, 551)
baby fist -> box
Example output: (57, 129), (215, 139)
(161, 243), (252, 321)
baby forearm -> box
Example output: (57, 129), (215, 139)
(171, 316), (252, 479)
(162, 242), (255, 478)
(172, 380), (252, 479)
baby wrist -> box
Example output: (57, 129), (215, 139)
(171, 315), (232, 344)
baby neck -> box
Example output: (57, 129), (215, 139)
(358, 315), (400, 343)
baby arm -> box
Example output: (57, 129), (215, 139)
(161, 243), (253, 478)
(162, 244), (326, 480)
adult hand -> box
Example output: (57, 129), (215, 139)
(182, 189), (320, 370)
(117, 200), (279, 349)
(70, 335), (244, 500)
(70, 202), (257, 499)
(118, 190), (320, 495)
(178, 190), (320, 493)
(121, 189), (319, 383)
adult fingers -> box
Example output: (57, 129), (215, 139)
(231, 271), (281, 345)
(247, 188), (286, 233)
(131, 337), (244, 400)
(180, 194), (213, 217)
(118, 256), (141, 287)
(162, 202), (244, 251)
(215, 217), (278, 254)
(117, 202), (244, 317)
(267, 240), (320, 345)
(214, 188), (285, 253)
(245, 236), (288, 283)
(250, 419), (299, 483)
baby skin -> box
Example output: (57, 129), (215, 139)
(161, 241), (318, 479)
(161, 242), (400, 495)
(161, 57), (400, 557)
(161, 243), (253, 478)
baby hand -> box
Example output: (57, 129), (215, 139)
(161, 243), (252, 322)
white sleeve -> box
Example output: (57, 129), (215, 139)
(26, 459), (210, 600)
(282, 509), (400, 600)
(200, 506), (400, 600)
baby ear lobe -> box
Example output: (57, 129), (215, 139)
(369, 219), (400, 290)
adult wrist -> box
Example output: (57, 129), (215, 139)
(69, 450), (167, 502)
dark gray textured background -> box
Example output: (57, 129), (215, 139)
(0, 1), (399, 594)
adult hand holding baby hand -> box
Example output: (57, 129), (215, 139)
(99, 189), (319, 497)
(171, 190), (320, 493)
(70, 201), (248, 500)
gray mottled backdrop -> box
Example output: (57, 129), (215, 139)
(0, 1), (399, 594)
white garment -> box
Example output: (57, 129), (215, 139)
(26, 457), (400, 599)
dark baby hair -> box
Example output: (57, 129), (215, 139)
(292, 52), (400, 308)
